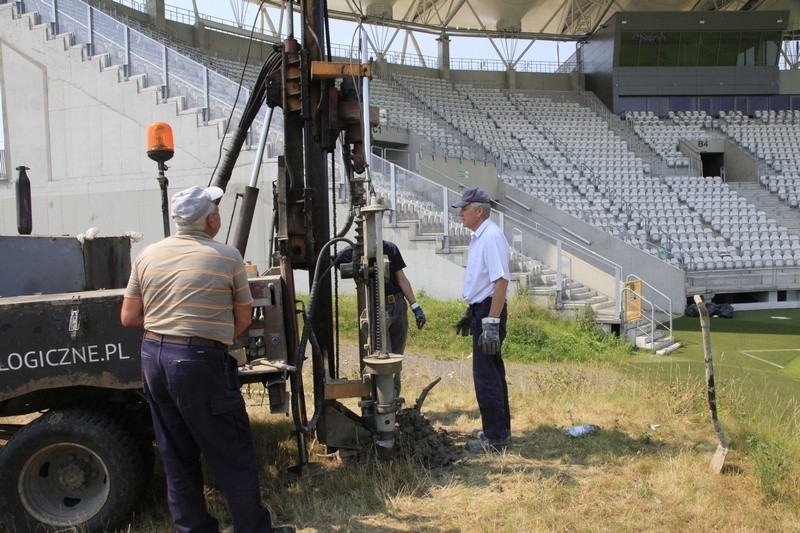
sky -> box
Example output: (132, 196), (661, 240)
(174, 1), (574, 65)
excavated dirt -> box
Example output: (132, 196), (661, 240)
(396, 406), (462, 469)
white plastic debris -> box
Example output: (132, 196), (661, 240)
(124, 230), (143, 243)
(565, 424), (599, 438)
(76, 227), (100, 244)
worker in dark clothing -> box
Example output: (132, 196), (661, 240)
(334, 240), (426, 393)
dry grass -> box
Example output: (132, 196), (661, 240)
(121, 347), (799, 532)
(3, 333), (796, 532)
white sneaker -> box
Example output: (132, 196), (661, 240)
(465, 436), (511, 454)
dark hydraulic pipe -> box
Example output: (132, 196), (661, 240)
(210, 128), (249, 193)
(232, 185), (259, 256)
(290, 236), (354, 435)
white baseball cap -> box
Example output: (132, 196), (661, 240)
(170, 186), (224, 225)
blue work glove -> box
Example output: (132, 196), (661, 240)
(411, 303), (426, 329)
(479, 317), (501, 355)
(454, 308), (471, 336)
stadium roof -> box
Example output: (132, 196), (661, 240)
(250, 0), (800, 41)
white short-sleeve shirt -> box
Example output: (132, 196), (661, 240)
(462, 218), (510, 304)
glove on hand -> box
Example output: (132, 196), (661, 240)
(479, 317), (501, 355)
(454, 309), (471, 336)
(411, 304), (426, 329)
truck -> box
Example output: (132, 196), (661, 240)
(0, 2), (404, 530)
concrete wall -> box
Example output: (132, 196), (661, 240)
(722, 140), (759, 182)
(0, 7), (277, 271)
(417, 154), (497, 193)
(376, 61), (573, 92)
(779, 70), (800, 95)
(382, 226), (466, 301)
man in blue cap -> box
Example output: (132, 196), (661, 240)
(452, 187), (512, 453)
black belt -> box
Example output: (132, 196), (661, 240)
(470, 296), (492, 308)
(144, 331), (226, 348)
(386, 293), (403, 304)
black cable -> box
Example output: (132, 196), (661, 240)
(290, 236), (355, 435)
(210, 50), (282, 190)
(208, 0), (268, 187)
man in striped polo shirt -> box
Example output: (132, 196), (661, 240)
(121, 186), (294, 532)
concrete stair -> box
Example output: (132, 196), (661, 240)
(734, 182), (800, 232)
(626, 320), (681, 355)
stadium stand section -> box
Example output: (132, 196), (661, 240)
(364, 69), (800, 322)
(2, 0), (799, 334)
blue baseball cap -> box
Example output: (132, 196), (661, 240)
(452, 187), (490, 208)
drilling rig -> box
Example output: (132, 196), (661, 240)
(207, 0), (405, 462)
(0, 1), (408, 531)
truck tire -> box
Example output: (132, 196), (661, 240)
(0, 406), (150, 532)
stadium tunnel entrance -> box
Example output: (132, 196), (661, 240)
(701, 152), (725, 178)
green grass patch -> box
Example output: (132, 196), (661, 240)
(328, 292), (634, 364)
(745, 434), (794, 501)
(739, 349), (799, 368)
(782, 356), (800, 380)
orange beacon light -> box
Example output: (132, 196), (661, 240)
(146, 122), (174, 164)
(146, 122), (175, 237)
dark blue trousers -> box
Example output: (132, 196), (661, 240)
(386, 298), (409, 355)
(386, 298), (409, 395)
(141, 339), (272, 533)
(469, 298), (510, 442)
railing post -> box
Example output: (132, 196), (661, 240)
(243, 87), (252, 145)
(161, 43), (168, 100)
(555, 240), (564, 310)
(86, 5), (94, 56)
(202, 66), (209, 123)
(123, 26), (130, 77)
(390, 163), (397, 225)
(52, 0), (59, 35)
(442, 186), (450, 252)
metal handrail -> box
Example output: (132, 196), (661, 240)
(371, 153), (624, 316)
(621, 280), (674, 349)
(18, 0), (274, 143)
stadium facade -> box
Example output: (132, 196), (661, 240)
(2, 0), (800, 329)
